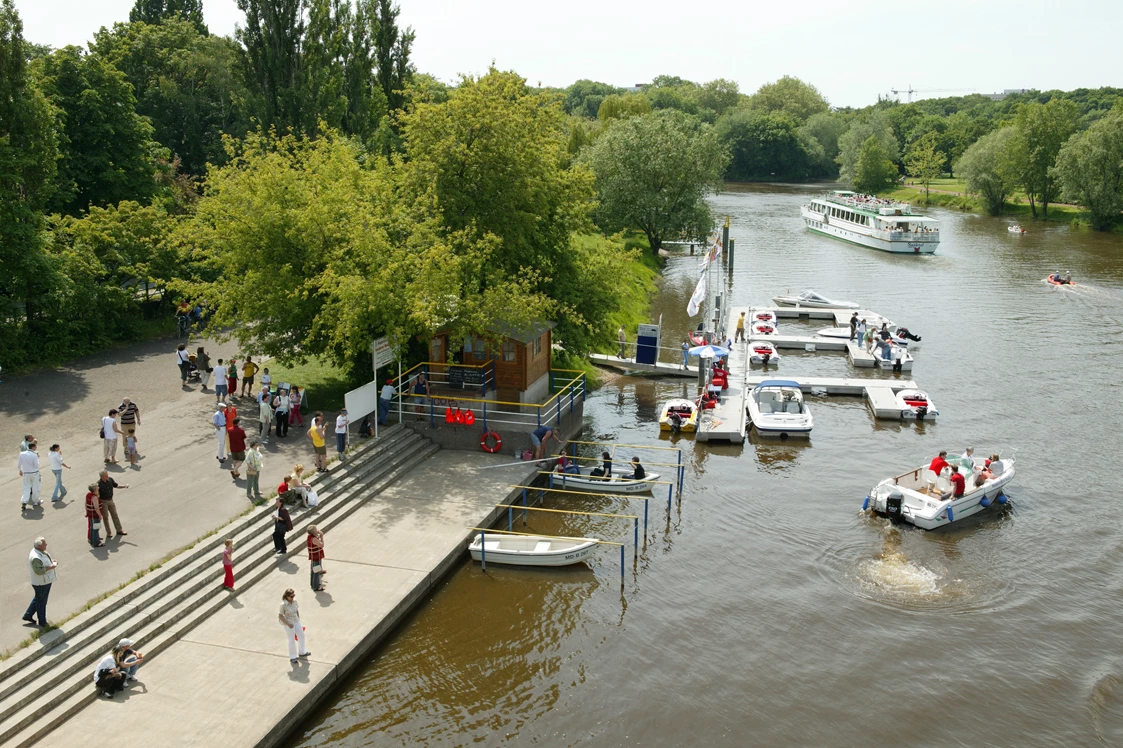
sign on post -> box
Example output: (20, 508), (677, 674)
(371, 336), (396, 439)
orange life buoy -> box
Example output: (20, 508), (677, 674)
(480, 430), (502, 453)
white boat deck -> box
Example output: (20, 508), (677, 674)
(757, 306), (891, 325)
(744, 375), (919, 420)
(589, 353), (699, 378)
(697, 306), (750, 443)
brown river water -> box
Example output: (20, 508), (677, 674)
(288, 184), (1123, 747)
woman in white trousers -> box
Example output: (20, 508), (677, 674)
(278, 588), (310, 664)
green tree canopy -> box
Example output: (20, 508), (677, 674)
(1055, 109), (1123, 230)
(695, 78), (742, 119)
(584, 108), (728, 251)
(32, 45), (157, 215)
(798, 112), (849, 177)
(716, 108), (808, 181)
(597, 92), (652, 121)
(564, 79), (621, 119)
(837, 111), (898, 185)
(903, 131), (944, 199)
(955, 127), (1017, 215)
(1008, 98), (1079, 217)
(748, 76), (829, 123)
(852, 135), (898, 193)
(129, 0), (206, 33)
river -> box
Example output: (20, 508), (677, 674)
(288, 184), (1123, 747)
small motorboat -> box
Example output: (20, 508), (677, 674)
(772, 290), (859, 309)
(747, 380), (813, 438)
(688, 332), (706, 345)
(751, 320), (777, 336)
(752, 310), (778, 327)
(872, 344), (914, 371)
(551, 467), (661, 494)
(659, 398), (698, 433)
(469, 533), (598, 567)
(863, 454), (1016, 530)
(1008, 224), (1026, 234)
(894, 389), (939, 420)
(749, 342), (781, 366)
(815, 326), (852, 340)
(1045, 273), (1075, 287)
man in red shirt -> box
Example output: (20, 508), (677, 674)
(929, 450), (949, 476)
(228, 418), (248, 480)
(949, 465), (966, 497)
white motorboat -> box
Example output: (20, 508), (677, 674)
(815, 326), (852, 340)
(749, 342), (781, 366)
(817, 325), (922, 351)
(750, 319), (777, 336)
(1008, 224), (1026, 234)
(551, 468), (661, 494)
(747, 380), (813, 438)
(895, 389), (939, 420)
(872, 344), (914, 371)
(751, 310), (779, 327)
(864, 455), (1016, 530)
(772, 290), (860, 309)
(469, 533), (598, 567)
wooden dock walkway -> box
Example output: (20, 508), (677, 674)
(589, 353), (698, 378)
(697, 306), (750, 443)
(744, 375), (919, 420)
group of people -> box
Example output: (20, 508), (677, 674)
(928, 448), (1002, 498)
(1049, 270), (1074, 285)
(557, 451), (645, 481)
(18, 436), (72, 511)
(848, 314), (903, 362)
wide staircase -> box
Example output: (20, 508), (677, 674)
(0, 424), (437, 748)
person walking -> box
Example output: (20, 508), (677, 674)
(378, 379), (396, 426)
(47, 444), (70, 502)
(23, 537), (57, 628)
(226, 359), (239, 401)
(617, 325), (628, 359)
(278, 589), (311, 664)
(19, 442), (42, 511)
(735, 311), (746, 343)
(308, 414), (328, 473)
(307, 526), (326, 591)
(273, 389), (292, 438)
(19, 434), (36, 452)
(228, 418), (247, 479)
(258, 394), (274, 440)
(410, 374), (428, 418)
(196, 346), (212, 391)
(271, 497), (292, 555)
(102, 408), (122, 464)
(213, 403), (228, 463)
(97, 470), (128, 537)
(221, 539), (235, 591)
(212, 359), (228, 403)
(334, 409), (348, 461)
(117, 398), (141, 442)
(245, 441), (264, 501)
(290, 386), (305, 426)
(176, 344), (191, 387)
(241, 357), (259, 398)
(85, 483), (104, 547)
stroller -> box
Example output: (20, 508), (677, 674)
(186, 353), (202, 384)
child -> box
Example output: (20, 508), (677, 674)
(222, 539), (234, 591)
(227, 360), (239, 399)
(126, 433), (139, 466)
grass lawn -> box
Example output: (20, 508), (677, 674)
(262, 357), (352, 412)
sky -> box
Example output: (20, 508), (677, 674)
(14, 0), (1123, 109)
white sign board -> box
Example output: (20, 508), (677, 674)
(372, 337), (395, 369)
(344, 380), (381, 422)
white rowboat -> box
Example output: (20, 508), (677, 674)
(468, 533), (598, 567)
(552, 469), (661, 494)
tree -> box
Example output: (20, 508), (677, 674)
(584, 109), (728, 252)
(904, 131), (944, 200)
(564, 79), (619, 119)
(1055, 110), (1123, 230)
(32, 45), (157, 215)
(94, 19), (250, 175)
(955, 127), (1016, 215)
(1008, 99), (1079, 217)
(852, 136), (898, 193)
(236, 0), (308, 133)
(597, 93), (651, 122)
(715, 108), (808, 181)
(939, 111), (991, 177)
(372, 0), (413, 113)
(837, 111), (898, 185)
(748, 76), (829, 123)
(799, 112), (849, 177)
(129, 0), (207, 34)
(695, 78), (742, 120)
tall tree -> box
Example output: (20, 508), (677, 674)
(852, 136), (897, 193)
(372, 0), (413, 113)
(837, 111), (898, 185)
(903, 131), (944, 200)
(1055, 109), (1123, 230)
(129, 0), (207, 34)
(955, 127), (1017, 215)
(302, 0), (348, 133)
(584, 109), (728, 251)
(716, 108), (809, 181)
(564, 79), (620, 119)
(1008, 99), (1079, 218)
(94, 19), (249, 175)
(597, 92), (651, 121)
(32, 45), (156, 215)
(237, 0), (307, 132)
(799, 111), (849, 177)
(0, 0), (60, 365)
(748, 76), (829, 123)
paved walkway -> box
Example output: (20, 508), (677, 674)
(1, 333), (327, 654)
(37, 451), (539, 748)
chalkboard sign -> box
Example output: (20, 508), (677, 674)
(448, 367), (485, 390)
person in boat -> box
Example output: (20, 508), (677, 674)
(626, 457), (645, 481)
(949, 465), (966, 498)
(1051, 270), (1063, 283)
(929, 451), (950, 476)
(975, 466), (993, 487)
(590, 451), (612, 478)
(1064, 271), (1072, 284)
(962, 446), (975, 462)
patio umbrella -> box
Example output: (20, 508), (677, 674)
(688, 344), (730, 359)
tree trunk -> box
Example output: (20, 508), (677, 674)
(647, 231), (662, 253)
(1028, 194), (1037, 219)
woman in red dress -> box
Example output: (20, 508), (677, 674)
(222, 539), (235, 590)
(307, 526), (325, 591)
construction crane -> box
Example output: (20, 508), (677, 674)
(889, 85), (975, 103)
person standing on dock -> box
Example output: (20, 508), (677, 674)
(617, 325), (628, 360)
(856, 318), (867, 347)
(735, 312), (746, 343)
(278, 589), (311, 664)
(849, 313), (859, 341)
(681, 339), (690, 369)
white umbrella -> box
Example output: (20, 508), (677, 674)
(688, 345), (730, 359)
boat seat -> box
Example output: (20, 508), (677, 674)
(534, 541), (552, 553)
(935, 476), (952, 494)
(758, 401), (773, 414)
(921, 469), (937, 491)
(784, 401), (800, 414)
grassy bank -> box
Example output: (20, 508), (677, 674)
(883, 185), (1092, 225)
(261, 357), (351, 411)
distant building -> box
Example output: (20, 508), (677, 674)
(623, 83), (647, 93)
(983, 88), (1031, 101)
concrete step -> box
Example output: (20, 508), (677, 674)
(0, 425), (412, 688)
(0, 434), (438, 747)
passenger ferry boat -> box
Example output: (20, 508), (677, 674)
(801, 190), (939, 254)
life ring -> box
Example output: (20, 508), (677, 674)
(480, 430), (502, 453)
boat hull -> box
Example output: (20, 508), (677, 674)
(867, 459), (1016, 530)
(552, 472), (661, 494)
(468, 535), (598, 567)
(802, 209), (938, 254)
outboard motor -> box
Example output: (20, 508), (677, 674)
(762, 352), (771, 366)
(916, 405), (928, 422)
(884, 487), (905, 523)
(669, 412), (682, 434)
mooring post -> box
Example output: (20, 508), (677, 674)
(644, 498), (649, 537)
(634, 518), (639, 558)
(480, 531), (486, 571)
(677, 451), (683, 492)
(620, 544), (625, 587)
(508, 505), (513, 532)
(522, 488), (527, 524)
(722, 216), (730, 262)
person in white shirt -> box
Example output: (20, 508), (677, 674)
(24, 537), (56, 626)
(213, 404), (228, 461)
(378, 379), (396, 426)
(102, 408), (122, 464)
(272, 390), (292, 438)
(18, 444), (42, 510)
(47, 444), (70, 502)
(334, 410), (349, 459)
(212, 359), (228, 403)
(92, 652), (125, 697)
(260, 367), (272, 392)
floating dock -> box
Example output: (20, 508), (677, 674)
(589, 353), (698, 378)
(744, 375), (918, 420)
(746, 335), (912, 371)
(696, 306), (750, 443)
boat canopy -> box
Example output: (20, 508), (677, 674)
(756, 380), (801, 389)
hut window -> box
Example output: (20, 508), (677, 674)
(533, 335), (542, 356)
(502, 340), (516, 362)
